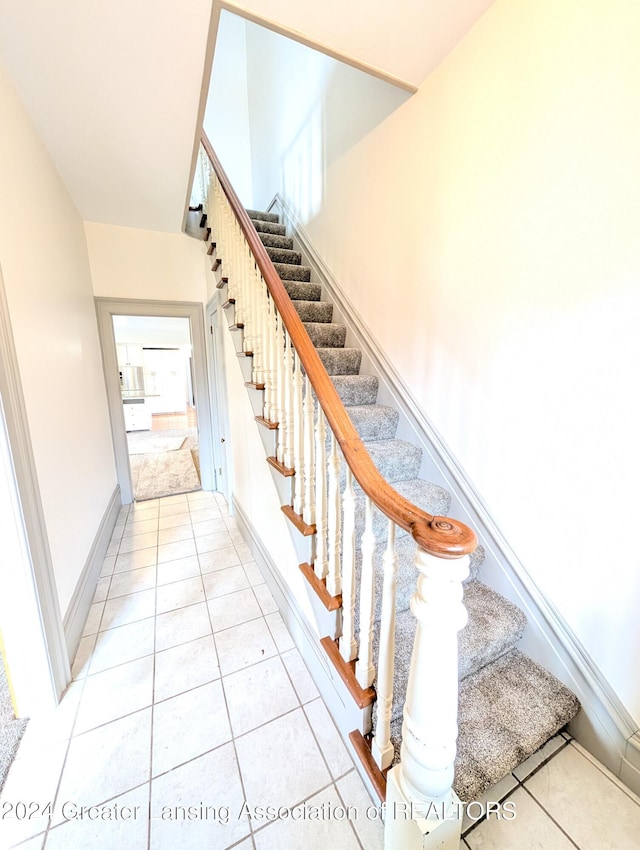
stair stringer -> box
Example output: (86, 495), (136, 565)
(269, 192), (640, 794)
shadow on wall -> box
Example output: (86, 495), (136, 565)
(282, 63), (411, 224)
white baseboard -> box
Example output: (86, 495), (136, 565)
(63, 486), (121, 661)
(232, 496), (381, 803)
(269, 192), (640, 795)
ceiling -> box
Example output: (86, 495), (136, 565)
(0, 0), (495, 233)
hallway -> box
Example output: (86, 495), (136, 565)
(1, 492), (640, 849)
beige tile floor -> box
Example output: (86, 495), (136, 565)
(2, 491), (640, 850)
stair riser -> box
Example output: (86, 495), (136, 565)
(304, 322), (347, 348)
(294, 301), (334, 323)
(259, 233), (294, 250)
(347, 440), (422, 487)
(252, 220), (286, 236)
(283, 281), (322, 302)
(247, 209), (280, 223)
(267, 247), (302, 265)
(316, 348), (362, 375)
(346, 406), (399, 441)
(273, 262), (311, 282)
(331, 376), (379, 406)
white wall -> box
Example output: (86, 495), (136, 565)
(246, 23), (409, 211)
(244, 2), (640, 721)
(204, 11), (254, 206)
(85, 222), (208, 303)
(0, 62), (116, 617)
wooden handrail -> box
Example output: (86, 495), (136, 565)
(201, 132), (477, 558)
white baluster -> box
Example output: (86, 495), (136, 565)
(265, 296), (278, 424)
(372, 520), (398, 769)
(241, 252), (254, 357)
(302, 376), (315, 524)
(339, 466), (357, 659)
(223, 207), (236, 304)
(399, 546), (469, 809)
(292, 349), (304, 516)
(253, 284), (269, 392)
(355, 496), (376, 688)
(275, 311), (286, 461)
(313, 407), (328, 579)
(253, 272), (266, 385)
(326, 433), (342, 596)
(282, 330), (294, 471)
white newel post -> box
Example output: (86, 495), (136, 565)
(385, 545), (469, 850)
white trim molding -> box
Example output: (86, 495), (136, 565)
(95, 298), (215, 503)
(269, 192), (640, 795)
(0, 264), (70, 712)
(63, 486), (121, 660)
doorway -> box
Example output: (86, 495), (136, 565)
(95, 299), (215, 504)
(113, 315), (202, 501)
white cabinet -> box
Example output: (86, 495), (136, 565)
(123, 398), (151, 431)
(117, 344), (144, 367)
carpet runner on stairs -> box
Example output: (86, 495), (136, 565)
(243, 208), (580, 802)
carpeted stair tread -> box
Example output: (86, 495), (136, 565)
(316, 348), (362, 375)
(258, 232), (294, 250)
(454, 649), (581, 801)
(347, 404), (399, 441)
(353, 439), (422, 485)
(283, 281), (322, 302)
(458, 582), (527, 680)
(251, 219), (287, 236)
(294, 300), (334, 323)
(246, 209), (280, 223)
(266, 246), (302, 265)
(303, 322), (347, 348)
(331, 375), (379, 406)
(352, 479), (451, 546)
(273, 262), (311, 282)
(370, 581), (528, 728)
(468, 544), (485, 583)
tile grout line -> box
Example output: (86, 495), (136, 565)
(519, 784), (582, 849)
(569, 740), (640, 806)
(462, 736), (573, 839)
(197, 518), (255, 843)
(146, 529), (161, 850)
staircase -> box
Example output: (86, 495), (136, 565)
(244, 206), (580, 802)
(196, 138), (581, 846)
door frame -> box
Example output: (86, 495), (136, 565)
(0, 264), (69, 715)
(95, 298), (215, 503)
(206, 293), (231, 503)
